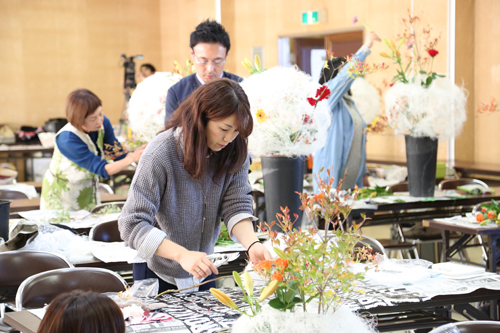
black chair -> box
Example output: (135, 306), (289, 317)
(355, 236), (386, 258)
(0, 190), (28, 200)
(15, 267), (127, 310)
(98, 183), (114, 194)
(0, 251), (72, 332)
(429, 321), (500, 333)
(89, 220), (122, 242)
(386, 181), (455, 261)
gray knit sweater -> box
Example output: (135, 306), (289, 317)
(118, 129), (254, 278)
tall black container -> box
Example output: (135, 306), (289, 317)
(405, 135), (438, 197)
(0, 200), (11, 242)
(261, 155), (304, 232)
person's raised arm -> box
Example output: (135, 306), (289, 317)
(324, 31), (381, 104)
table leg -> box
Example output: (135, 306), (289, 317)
(488, 234), (499, 320)
(488, 234), (499, 273)
(441, 230), (450, 262)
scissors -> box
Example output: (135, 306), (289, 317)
(206, 252), (240, 267)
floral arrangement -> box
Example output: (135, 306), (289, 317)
(475, 200), (500, 226)
(209, 169), (377, 331)
(350, 77), (381, 126)
(127, 72), (182, 143)
(240, 61), (332, 156)
(375, 12), (467, 138)
(173, 59), (196, 77)
(364, 116), (389, 134)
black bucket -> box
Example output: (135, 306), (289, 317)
(405, 135), (438, 197)
(0, 200), (11, 242)
(261, 155), (304, 232)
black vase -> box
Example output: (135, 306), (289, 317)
(261, 155), (305, 232)
(0, 200), (11, 242)
(405, 135), (438, 197)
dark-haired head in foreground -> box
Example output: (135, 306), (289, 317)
(37, 290), (125, 333)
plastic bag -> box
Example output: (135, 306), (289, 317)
(124, 278), (159, 298)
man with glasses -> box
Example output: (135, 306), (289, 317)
(165, 19), (242, 123)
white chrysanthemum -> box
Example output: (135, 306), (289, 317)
(385, 78), (467, 138)
(350, 77), (381, 124)
(241, 66), (331, 156)
(127, 72), (182, 142)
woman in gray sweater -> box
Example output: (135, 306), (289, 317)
(118, 79), (271, 292)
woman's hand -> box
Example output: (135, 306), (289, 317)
(128, 144), (146, 163)
(363, 31), (381, 49)
(248, 242), (273, 265)
(177, 250), (219, 280)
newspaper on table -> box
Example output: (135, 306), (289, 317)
(148, 264), (500, 333)
(126, 320), (190, 333)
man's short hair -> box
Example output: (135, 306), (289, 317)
(141, 63), (156, 73)
(190, 19), (230, 52)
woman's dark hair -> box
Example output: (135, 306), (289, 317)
(319, 57), (347, 85)
(190, 19), (231, 52)
(165, 78), (252, 181)
(65, 89), (102, 131)
(37, 290), (125, 333)
(141, 63), (156, 73)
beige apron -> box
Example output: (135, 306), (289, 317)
(41, 123), (103, 211)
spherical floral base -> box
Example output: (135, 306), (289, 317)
(127, 72), (182, 142)
(230, 305), (376, 333)
(241, 66), (331, 156)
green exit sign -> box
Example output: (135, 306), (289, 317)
(302, 10), (327, 24)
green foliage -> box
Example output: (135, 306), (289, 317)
(254, 168), (373, 315)
(357, 185), (393, 199)
(77, 186), (95, 210)
(215, 224), (235, 246)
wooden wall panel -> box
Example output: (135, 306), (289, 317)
(159, 0), (216, 74)
(223, 0), (449, 161)
(474, 0), (500, 164)
(0, 0), (161, 128)
(6, 0), (495, 169)
(454, 0), (475, 163)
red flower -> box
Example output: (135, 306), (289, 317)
(390, 83), (395, 87)
(428, 49), (439, 57)
(482, 207), (487, 212)
(303, 114), (312, 124)
(476, 214), (485, 222)
(307, 97), (317, 107)
(315, 85), (331, 101)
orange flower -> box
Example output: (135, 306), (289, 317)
(312, 193), (324, 202)
(487, 211), (497, 219)
(272, 271), (283, 281)
(276, 258), (289, 269)
(476, 214), (485, 222)
(254, 259), (273, 271)
(482, 207), (487, 212)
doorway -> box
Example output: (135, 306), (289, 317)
(279, 30), (364, 82)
